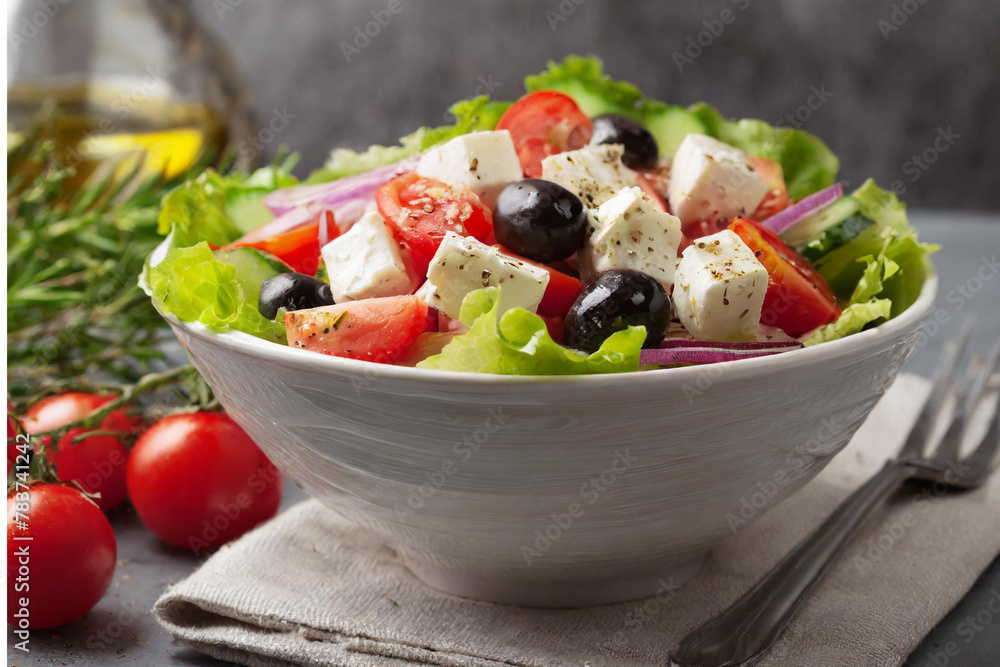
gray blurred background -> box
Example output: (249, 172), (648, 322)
(193, 0), (1000, 212)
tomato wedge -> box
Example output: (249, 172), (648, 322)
(634, 172), (668, 212)
(729, 218), (839, 337)
(682, 218), (728, 242)
(492, 244), (583, 319)
(748, 156), (790, 221)
(229, 210), (338, 276)
(376, 173), (493, 274)
(285, 295), (432, 364)
(539, 315), (565, 344)
(496, 91), (593, 178)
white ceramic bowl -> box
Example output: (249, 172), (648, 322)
(158, 273), (936, 607)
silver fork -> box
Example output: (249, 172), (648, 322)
(673, 328), (1000, 667)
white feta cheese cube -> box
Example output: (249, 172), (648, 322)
(667, 133), (769, 226)
(673, 230), (769, 342)
(540, 144), (636, 207)
(579, 186), (683, 290)
(421, 232), (549, 320)
(416, 130), (523, 207)
(320, 212), (416, 302)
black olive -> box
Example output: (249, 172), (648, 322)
(590, 114), (659, 170)
(259, 272), (335, 320)
(493, 179), (588, 264)
(564, 269), (671, 352)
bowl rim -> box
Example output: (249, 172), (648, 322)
(161, 264), (937, 387)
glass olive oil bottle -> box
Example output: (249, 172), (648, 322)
(7, 0), (252, 189)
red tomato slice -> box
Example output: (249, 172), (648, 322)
(634, 172), (668, 212)
(376, 173), (493, 275)
(285, 296), (431, 364)
(229, 210), (338, 276)
(682, 218), (729, 242)
(496, 91), (593, 177)
(748, 156), (790, 221)
(729, 218), (840, 337)
(539, 315), (565, 344)
(491, 244), (584, 319)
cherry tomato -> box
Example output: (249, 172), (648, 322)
(729, 217), (840, 337)
(748, 156), (790, 221)
(22, 393), (133, 435)
(126, 412), (282, 551)
(52, 429), (129, 511)
(229, 210), (338, 276)
(496, 91), (593, 177)
(7, 484), (116, 628)
(22, 393), (136, 452)
(376, 173), (493, 274)
(7, 399), (21, 462)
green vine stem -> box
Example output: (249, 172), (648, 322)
(30, 365), (200, 439)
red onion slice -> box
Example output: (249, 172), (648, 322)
(759, 183), (843, 236)
(425, 306), (440, 333)
(640, 342), (802, 366)
(263, 155), (420, 216)
(655, 339), (802, 350)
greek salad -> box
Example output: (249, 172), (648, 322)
(145, 56), (935, 375)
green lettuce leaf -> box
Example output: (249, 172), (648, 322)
(157, 171), (243, 248)
(804, 180), (936, 344)
(814, 180), (936, 316)
(158, 161), (299, 246)
(804, 299), (893, 346)
(525, 55), (646, 116)
(688, 103), (839, 200)
(525, 55), (706, 156)
(418, 288), (643, 375)
(148, 242), (286, 343)
(306, 96), (512, 183)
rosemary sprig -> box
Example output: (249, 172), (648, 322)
(6, 110), (214, 399)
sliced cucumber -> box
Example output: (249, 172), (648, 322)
(214, 247), (291, 311)
(224, 188), (275, 235)
(781, 196), (861, 247)
(799, 214), (875, 263)
(642, 103), (707, 157)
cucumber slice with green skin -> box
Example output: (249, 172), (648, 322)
(224, 188), (275, 235)
(642, 103), (707, 158)
(214, 247), (291, 310)
(799, 214), (875, 263)
(781, 196), (861, 247)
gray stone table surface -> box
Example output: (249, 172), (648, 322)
(7, 211), (999, 666)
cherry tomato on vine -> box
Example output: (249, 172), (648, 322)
(7, 484), (116, 629)
(126, 412), (282, 551)
(52, 429), (129, 511)
(22, 393), (138, 450)
(7, 398), (21, 463)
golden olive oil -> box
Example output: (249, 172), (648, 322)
(8, 80), (228, 190)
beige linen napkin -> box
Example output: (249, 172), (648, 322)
(154, 374), (1000, 667)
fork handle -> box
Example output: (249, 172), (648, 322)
(673, 460), (913, 667)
